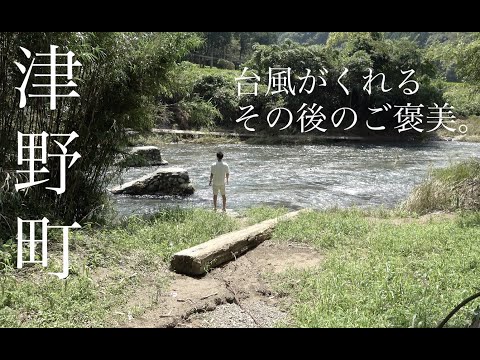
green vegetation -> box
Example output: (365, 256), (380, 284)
(216, 59), (236, 70)
(2, 32), (480, 328)
(279, 32), (476, 82)
(278, 32), (476, 48)
(4, 203), (480, 327)
(0, 208), (239, 327)
(156, 62), (238, 130)
(456, 34), (480, 85)
(246, 33), (443, 136)
(271, 208), (480, 327)
(193, 32), (278, 66)
(0, 32), (201, 244)
(92, 208), (239, 261)
(279, 32), (329, 45)
(2, 159), (480, 327)
(156, 32), (480, 139)
(443, 82), (480, 117)
(426, 33), (480, 134)
(242, 206), (289, 225)
(263, 158), (480, 327)
(403, 158), (480, 214)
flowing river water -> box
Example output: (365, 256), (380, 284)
(111, 141), (480, 217)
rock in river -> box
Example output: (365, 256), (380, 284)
(121, 146), (169, 167)
(110, 167), (194, 196)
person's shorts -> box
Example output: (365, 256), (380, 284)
(212, 184), (226, 196)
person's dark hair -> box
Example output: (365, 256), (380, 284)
(217, 151), (224, 160)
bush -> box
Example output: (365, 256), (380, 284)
(403, 158), (480, 214)
(443, 82), (480, 117)
(216, 59), (236, 70)
(157, 63), (240, 129)
(178, 97), (221, 130)
(192, 74), (239, 125)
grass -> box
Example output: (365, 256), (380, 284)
(402, 158), (480, 214)
(0, 208), (240, 327)
(241, 206), (289, 225)
(3, 157), (480, 328)
(79, 208), (239, 261)
(3, 203), (480, 328)
(270, 208), (480, 328)
(0, 272), (109, 327)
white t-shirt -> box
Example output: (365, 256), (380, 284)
(211, 161), (229, 186)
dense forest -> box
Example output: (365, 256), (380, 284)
(278, 32), (476, 46)
(195, 32), (477, 63)
(171, 32), (480, 132)
(195, 32), (478, 81)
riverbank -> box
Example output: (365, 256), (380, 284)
(129, 121), (480, 147)
(1, 205), (479, 328)
(435, 116), (480, 143)
(0, 207), (284, 327)
(3, 159), (480, 328)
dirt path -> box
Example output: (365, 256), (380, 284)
(124, 241), (323, 328)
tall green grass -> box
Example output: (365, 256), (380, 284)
(271, 209), (480, 328)
(403, 158), (480, 214)
(85, 208), (239, 261)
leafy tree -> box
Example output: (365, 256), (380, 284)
(235, 32), (278, 62)
(0, 32), (201, 243)
(202, 32), (233, 62)
(194, 32), (278, 67)
(278, 32), (329, 45)
(245, 33), (442, 135)
(456, 33), (480, 86)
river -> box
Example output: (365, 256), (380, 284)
(111, 141), (480, 217)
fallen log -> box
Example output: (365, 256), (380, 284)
(170, 209), (305, 276)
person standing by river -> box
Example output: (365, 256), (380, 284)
(209, 151), (230, 212)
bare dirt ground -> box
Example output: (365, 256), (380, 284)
(123, 241), (323, 328)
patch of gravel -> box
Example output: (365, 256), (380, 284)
(186, 300), (287, 328)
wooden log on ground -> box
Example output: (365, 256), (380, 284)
(170, 210), (306, 276)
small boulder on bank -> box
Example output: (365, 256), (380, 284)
(120, 146), (169, 167)
(110, 167), (194, 196)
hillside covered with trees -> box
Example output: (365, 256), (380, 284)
(165, 32), (480, 135)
